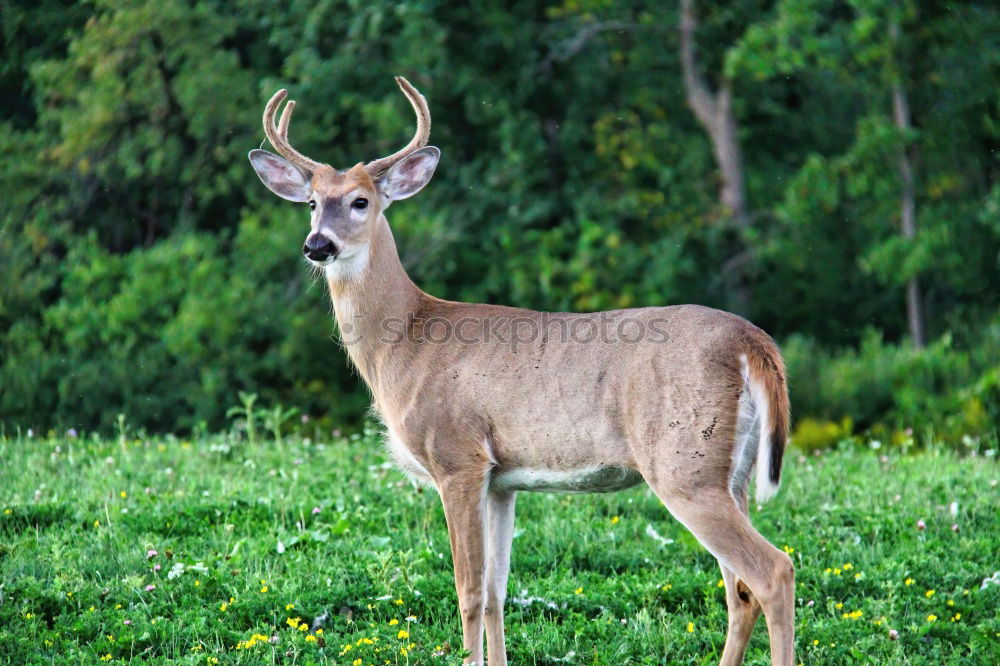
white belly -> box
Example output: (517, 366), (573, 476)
(491, 465), (643, 494)
(384, 427), (642, 495)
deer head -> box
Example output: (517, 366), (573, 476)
(248, 77), (440, 270)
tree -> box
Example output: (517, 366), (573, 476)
(888, 12), (923, 346)
(678, 0), (752, 315)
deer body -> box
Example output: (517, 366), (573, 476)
(250, 78), (795, 666)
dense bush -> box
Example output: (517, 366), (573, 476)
(1, 1), (997, 439)
(785, 319), (1000, 449)
(1, 209), (368, 432)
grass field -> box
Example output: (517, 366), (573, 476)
(1, 426), (997, 665)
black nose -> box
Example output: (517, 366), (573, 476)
(303, 234), (339, 262)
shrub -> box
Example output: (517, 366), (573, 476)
(785, 318), (1000, 446)
(0, 208), (368, 434)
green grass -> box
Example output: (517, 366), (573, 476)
(1, 427), (997, 665)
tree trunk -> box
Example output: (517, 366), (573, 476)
(890, 24), (925, 348)
(679, 0), (751, 314)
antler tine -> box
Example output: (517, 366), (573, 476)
(262, 89), (324, 173)
(365, 76), (432, 176)
(277, 99), (295, 137)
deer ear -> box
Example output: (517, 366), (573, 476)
(248, 149), (312, 202)
(378, 146), (440, 201)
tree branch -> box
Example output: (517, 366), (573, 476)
(540, 20), (639, 72)
(679, 0), (717, 129)
(890, 18), (925, 347)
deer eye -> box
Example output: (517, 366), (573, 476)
(308, 200), (316, 210)
(351, 197), (369, 210)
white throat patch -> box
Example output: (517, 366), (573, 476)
(324, 244), (370, 282)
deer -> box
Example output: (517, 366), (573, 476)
(248, 76), (794, 666)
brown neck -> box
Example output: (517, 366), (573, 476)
(326, 215), (427, 391)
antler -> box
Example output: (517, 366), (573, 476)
(365, 76), (432, 176)
(262, 89), (325, 174)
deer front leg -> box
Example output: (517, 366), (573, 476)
(484, 490), (516, 666)
(439, 475), (489, 665)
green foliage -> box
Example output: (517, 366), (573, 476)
(790, 417), (855, 452)
(1, 211), (366, 432)
(1, 0), (998, 435)
(1, 428), (998, 663)
(785, 319), (1000, 442)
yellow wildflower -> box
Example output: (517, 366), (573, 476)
(686, 621), (694, 633)
(835, 603), (843, 610)
(100, 656), (112, 662)
(951, 613), (961, 622)
(287, 617), (302, 629)
(783, 545), (794, 554)
(925, 589), (935, 598)
(394, 598), (404, 605)
(388, 618), (399, 626)
(904, 578), (914, 586)
(260, 585), (268, 593)
(316, 629), (324, 635)
(717, 579), (725, 588)
(574, 587), (583, 595)
(298, 623), (308, 631)
(286, 603), (295, 610)
(397, 630), (410, 639)
(812, 639), (819, 646)
(236, 633), (270, 650)
(353, 660), (362, 666)
(610, 516), (620, 525)
(120, 491), (127, 498)
(927, 614), (937, 622)
(219, 603), (227, 612)
(305, 635), (317, 643)
(843, 563), (853, 571)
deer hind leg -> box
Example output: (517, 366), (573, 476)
(719, 563), (762, 665)
(484, 490), (516, 666)
(646, 484), (794, 666)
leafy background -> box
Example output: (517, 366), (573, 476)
(1, 0), (998, 444)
